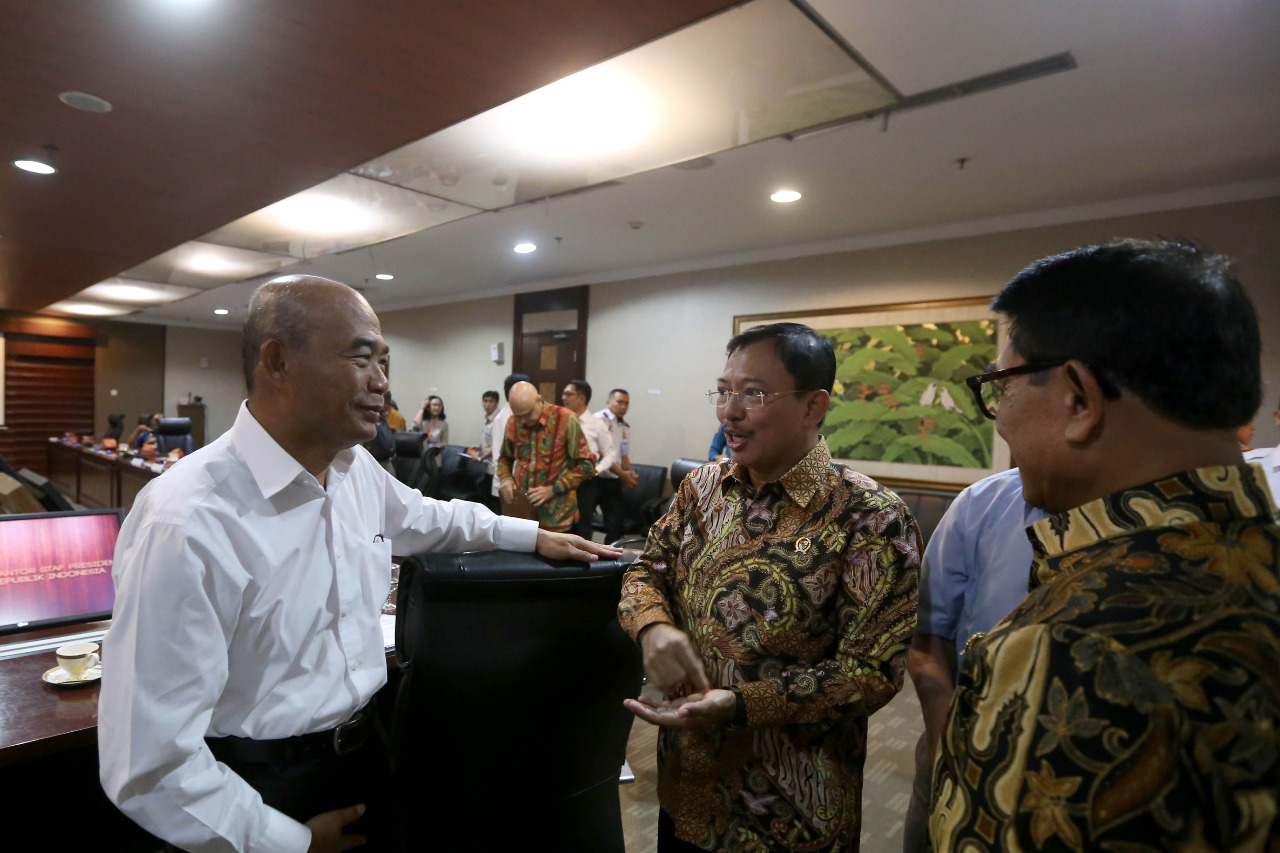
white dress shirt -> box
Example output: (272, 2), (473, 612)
(99, 402), (538, 853)
(594, 408), (629, 479)
(490, 403), (512, 496)
(1245, 445), (1280, 510)
(574, 409), (618, 476)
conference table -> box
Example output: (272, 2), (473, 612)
(46, 440), (165, 512)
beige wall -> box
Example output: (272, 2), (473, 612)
(135, 195), (1280, 465)
(380, 294), (516, 449)
(582, 196), (1280, 468)
(163, 326), (245, 442)
(93, 321), (166, 440)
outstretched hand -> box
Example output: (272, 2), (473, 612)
(624, 690), (736, 728)
(535, 530), (624, 562)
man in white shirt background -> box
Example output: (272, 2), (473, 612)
(98, 277), (617, 853)
(1244, 398), (1280, 505)
(562, 379), (618, 540)
(488, 372), (530, 509)
(595, 388), (640, 544)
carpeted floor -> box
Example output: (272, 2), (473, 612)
(620, 677), (925, 853)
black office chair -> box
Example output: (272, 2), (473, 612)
(430, 445), (491, 503)
(392, 431), (425, 487)
(103, 413), (125, 441)
(669, 457), (704, 492)
(391, 550), (642, 853)
(155, 417), (195, 455)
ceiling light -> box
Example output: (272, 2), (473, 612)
(513, 66), (654, 161)
(81, 279), (200, 304)
(45, 300), (131, 317)
(513, 243), (537, 254)
(770, 189), (802, 203)
(185, 252), (244, 274)
(268, 194), (377, 235)
(214, 309), (230, 315)
(14, 159), (55, 175)
(375, 273), (395, 280)
(59, 91), (113, 113)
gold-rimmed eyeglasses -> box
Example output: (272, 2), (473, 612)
(705, 389), (816, 410)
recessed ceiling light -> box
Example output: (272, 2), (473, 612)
(59, 91), (113, 113)
(770, 189), (802, 203)
(513, 243), (537, 254)
(14, 159), (56, 175)
(214, 308), (230, 315)
(375, 273), (395, 280)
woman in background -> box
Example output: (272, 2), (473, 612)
(413, 395), (449, 448)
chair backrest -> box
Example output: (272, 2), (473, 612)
(617, 462), (668, 533)
(430, 446), (490, 502)
(890, 484), (961, 546)
(104, 413), (125, 441)
(670, 457), (704, 491)
(155, 417), (195, 455)
(392, 431), (424, 486)
(392, 550), (642, 851)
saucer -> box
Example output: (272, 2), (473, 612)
(43, 664), (102, 687)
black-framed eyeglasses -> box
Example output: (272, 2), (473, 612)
(964, 360), (1068, 420)
(965, 359), (1119, 419)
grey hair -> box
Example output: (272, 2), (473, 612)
(241, 276), (341, 392)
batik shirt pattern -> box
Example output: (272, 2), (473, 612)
(931, 465), (1280, 852)
(496, 404), (593, 532)
(619, 439), (920, 852)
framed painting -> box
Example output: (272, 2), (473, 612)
(734, 297), (1009, 489)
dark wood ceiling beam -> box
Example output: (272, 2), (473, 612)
(0, 0), (742, 311)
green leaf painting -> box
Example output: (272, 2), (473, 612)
(822, 320), (996, 469)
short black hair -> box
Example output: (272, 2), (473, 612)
(609, 388), (629, 399)
(503, 373), (532, 400)
(482, 390), (500, 403)
(993, 239), (1260, 430)
(567, 379), (592, 405)
(726, 322), (836, 393)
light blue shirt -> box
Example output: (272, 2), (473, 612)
(916, 467), (1046, 674)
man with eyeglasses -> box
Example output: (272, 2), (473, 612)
(619, 321), (920, 852)
(931, 240), (1280, 851)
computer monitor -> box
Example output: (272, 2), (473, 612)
(15, 467), (75, 513)
(0, 509), (122, 635)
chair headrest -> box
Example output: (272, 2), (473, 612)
(156, 417), (192, 436)
(670, 458), (703, 489)
(107, 413), (124, 426)
(394, 431), (424, 457)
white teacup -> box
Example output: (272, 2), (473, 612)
(55, 642), (100, 677)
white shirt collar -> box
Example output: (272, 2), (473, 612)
(230, 401), (354, 498)
(1245, 445), (1280, 470)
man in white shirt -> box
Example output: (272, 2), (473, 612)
(98, 277), (617, 853)
(561, 379), (617, 539)
(488, 373), (529, 505)
(595, 388), (640, 543)
(1244, 401), (1280, 506)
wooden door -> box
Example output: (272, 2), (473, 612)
(513, 287), (588, 405)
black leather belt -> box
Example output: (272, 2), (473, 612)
(206, 699), (376, 764)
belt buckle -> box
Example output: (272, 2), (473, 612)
(331, 710), (368, 757)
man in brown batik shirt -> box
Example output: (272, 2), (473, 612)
(619, 322), (920, 852)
